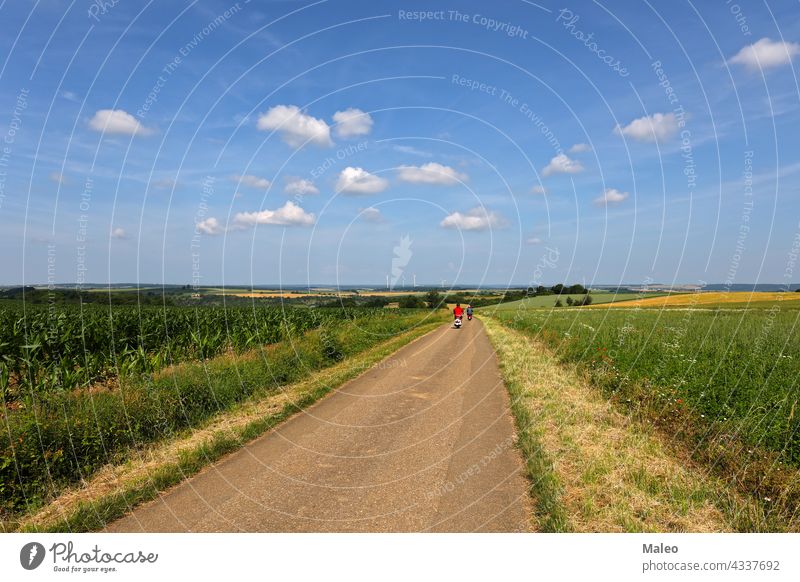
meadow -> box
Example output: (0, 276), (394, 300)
(489, 297), (800, 520)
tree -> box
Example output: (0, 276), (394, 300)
(399, 295), (425, 308)
(566, 296), (574, 306)
(425, 290), (443, 309)
(582, 293), (593, 306)
(364, 296), (389, 308)
(555, 298), (563, 307)
(551, 284), (565, 295)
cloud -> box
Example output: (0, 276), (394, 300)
(530, 185), (547, 195)
(614, 112), (678, 142)
(397, 162), (467, 185)
(284, 178), (319, 196)
(233, 201), (315, 228)
(542, 153), (584, 177)
(111, 227), (126, 239)
(569, 143), (591, 153)
(332, 108), (373, 138)
(336, 166), (388, 195)
(196, 217), (224, 235)
(49, 172), (66, 184)
(393, 145), (432, 157)
(231, 174), (271, 189)
(61, 91), (80, 103)
(257, 105), (332, 148)
(594, 188), (629, 207)
(360, 206), (384, 223)
(729, 38), (800, 70)
(526, 236), (543, 245)
(440, 207), (506, 231)
(89, 109), (154, 136)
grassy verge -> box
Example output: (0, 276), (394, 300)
(483, 317), (770, 532)
(1, 311), (445, 528)
(490, 306), (800, 529)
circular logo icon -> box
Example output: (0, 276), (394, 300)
(20, 542), (46, 570)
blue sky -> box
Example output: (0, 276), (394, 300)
(1, 0), (800, 287)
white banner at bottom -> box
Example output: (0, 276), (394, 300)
(2, 533), (798, 581)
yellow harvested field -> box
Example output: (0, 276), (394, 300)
(597, 291), (800, 308)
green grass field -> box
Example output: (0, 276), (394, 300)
(488, 303), (800, 523)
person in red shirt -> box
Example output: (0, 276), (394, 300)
(453, 303), (464, 320)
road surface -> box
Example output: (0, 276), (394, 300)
(107, 319), (530, 532)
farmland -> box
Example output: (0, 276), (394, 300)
(0, 302), (439, 516)
(489, 290), (651, 310)
(487, 298), (800, 523)
(0, 302), (370, 400)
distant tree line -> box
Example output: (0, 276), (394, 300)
(0, 287), (172, 306)
(526, 283), (588, 296)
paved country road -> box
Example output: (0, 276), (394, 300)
(107, 319), (531, 532)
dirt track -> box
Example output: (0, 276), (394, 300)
(107, 319), (530, 532)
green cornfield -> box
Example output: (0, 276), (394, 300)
(0, 303), (430, 513)
(0, 303), (373, 401)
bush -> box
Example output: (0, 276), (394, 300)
(398, 295), (426, 308)
(425, 290), (444, 309)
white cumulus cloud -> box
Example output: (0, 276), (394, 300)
(729, 38), (800, 70)
(594, 188), (629, 207)
(336, 166), (388, 195)
(332, 108), (373, 138)
(196, 217), (224, 235)
(233, 201), (315, 228)
(231, 174), (271, 189)
(440, 207), (506, 231)
(111, 227), (126, 239)
(614, 112), (678, 142)
(257, 105), (332, 148)
(360, 207), (384, 223)
(397, 162), (467, 185)
(89, 109), (154, 136)
(526, 236), (543, 245)
(284, 178), (319, 196)
(542, 153), (584, 177)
